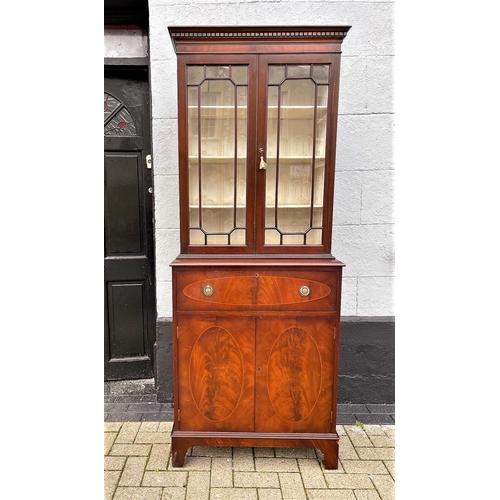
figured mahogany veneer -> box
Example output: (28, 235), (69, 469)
(177, 270), (338, 311)
(171, 257), (344, 469)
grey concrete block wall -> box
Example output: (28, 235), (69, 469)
(148, 0), (395, 319)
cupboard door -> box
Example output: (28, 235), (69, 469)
(177, 315), (256, 432)
(178, 55), (258, 254)
(256, 54), (340, 254)
(255, 316), (335, 433)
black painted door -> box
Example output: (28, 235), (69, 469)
(104, 68), (155, 380)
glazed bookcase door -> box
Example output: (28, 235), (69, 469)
(178, 55), (258, 254)
(176, 316), (256, 432)
(178, 52), (340, 255)
(255, 316), (335, 433)
(256, 54), (340, 254)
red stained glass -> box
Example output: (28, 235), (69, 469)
(104, 92), (137, 136)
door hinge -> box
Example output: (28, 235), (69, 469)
(177, 326), (179, 339)
(334, 327), (336, 340)
(331, 411), (333, 423)
(178, 409), (180, 422)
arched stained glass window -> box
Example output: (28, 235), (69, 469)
(104, 92), (137, 136)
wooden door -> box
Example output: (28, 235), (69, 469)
(176, 316), (256, 432)
(255, 316), (335, 433)
(104, 69), (156, 380)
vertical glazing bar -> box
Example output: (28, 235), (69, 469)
(197, 73), (204, 242)
(310, 82), (318, 235)
(233, 82), (238, 236)
(275, 81), (282, 244)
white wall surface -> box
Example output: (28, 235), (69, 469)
(149, 0), (395, 318)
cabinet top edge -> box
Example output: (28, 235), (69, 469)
(170, 254), (345, 268)
(168, 25), (351, 44)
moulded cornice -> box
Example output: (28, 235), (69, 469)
(169, 26), (351, 41)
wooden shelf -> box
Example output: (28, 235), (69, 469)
(189, 205), (246, 209)
(188, 156), (325, 163)
(188, 105), (327, 120)
(189, 205), (322, 209)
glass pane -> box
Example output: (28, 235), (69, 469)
(278, 206), (310, 233)
(265, 162), (277, 210)
(230, 231), (244, 244)
(237, 86), (248, 108)
(313, 207), (323, 226)
(232, 66), (248, 85)
(236, 160), (247, 206)
(287, 65), (311, 78)
(282, 234), (305, 245)
(186, 65), (248, 246)
(281, 79), (315, 157)
(265, 228), (280, 245)
(187, 88), (199, 157)
(265, 64), (329, 246)
(206, 66), (230, 79)
(306, 229), (322, 245)
(314, 160), (325, 207)
(282, 77), (315, 107)
(269, 65), (285, 84)
(207, 234), (228, 245)
(268, 86), (279, 107)
(188, 161), (200, 209)
(316, 89), (328, 158)
(189, 205), (199, 227)
(290, 164), (312, 205)
(265, 206), (275, 225)
(190, 228), (205, 245)
(187, 66), (204, 85)
(317, 85), (328, 108)
(312, 64), (329, 84)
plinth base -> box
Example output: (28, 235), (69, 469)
(171, 430), (339, 469)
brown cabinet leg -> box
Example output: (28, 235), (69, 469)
(316, 440), (339, 469)
(171, 441), (190, 468)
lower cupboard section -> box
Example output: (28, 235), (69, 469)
(173, 314), (340, 468)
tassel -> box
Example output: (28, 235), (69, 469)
(259, 155), (268, 170)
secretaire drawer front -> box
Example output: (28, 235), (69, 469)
(175, 270), (340, 311)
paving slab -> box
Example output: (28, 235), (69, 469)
(104, 423), (395, 499)
(104, 381), (395, 499)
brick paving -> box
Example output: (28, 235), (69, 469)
(104, 379), (395, 499)
(104, 421), (395, 500)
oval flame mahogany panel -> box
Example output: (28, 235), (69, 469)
(267, 327), (322, 422)
(189, 326), (244, 422)
(183, 276), (331, 306)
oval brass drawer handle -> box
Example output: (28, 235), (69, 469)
(298, 285), (310, 297)
(202, 285), (214, 297)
